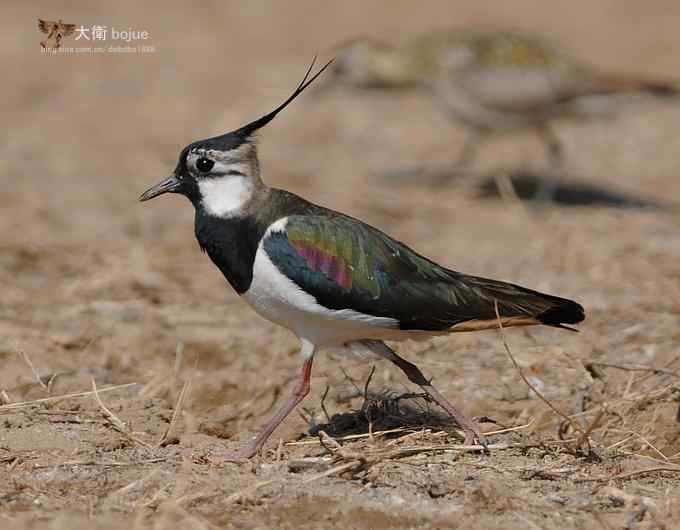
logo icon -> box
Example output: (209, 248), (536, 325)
(38, 18), (76, 50)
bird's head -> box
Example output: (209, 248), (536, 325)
(139, 58), (333, 217)
(322, 38), (419, 90)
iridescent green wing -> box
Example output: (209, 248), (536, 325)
(262, 215), (583, 331)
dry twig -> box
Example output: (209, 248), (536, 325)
(588, 362), (679, 378)
(17, 349), (47, 391)
(494, 301), (585, 443)
(173, 480), (274, 507)
(574, 466), (680, 483)
(33, 458), (166, 469)
(92, 378), (151, 448)
(0, 382), (138, 413)
(158, 379), (191, 446)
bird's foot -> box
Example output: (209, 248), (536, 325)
(222, 442), (260, 463)
(461, 425), (488, 451)
(416, 382), (489, 451)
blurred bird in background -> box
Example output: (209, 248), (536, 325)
(325, 29), (679, 176)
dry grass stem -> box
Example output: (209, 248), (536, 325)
(174, 480), (274, 507)
(174, 340), (184, 377)
(0, 382), (139, 413)
(285, 427), (409, 446)
(302, 460), (363, 484)
(92, 378), (151, 448)
(362, 365), (376, 439)
(575, 404), (607, 447)
(287, 420), (533, 448)
(575, 466), (680, 483)
(17, 349), (47, 391)
(483, 419), (536, 436)
(589, 361), (679, 377)
(158, 378), (192, 447)
(106, 469), (162, 500)
(33, 458), (166, 469)
(494, 300), (585, 441)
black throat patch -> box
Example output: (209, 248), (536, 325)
(194, 211), (267, 294)
(191, 188), (327, 295)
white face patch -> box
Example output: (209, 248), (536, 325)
(198, 176), (254, 218)
(188, 143), (259, 217)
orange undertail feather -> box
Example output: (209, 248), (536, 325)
(443, 274), (586, 333)
(447, 315), (541, 332)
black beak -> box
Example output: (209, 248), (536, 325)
(139, 175), (182, 202)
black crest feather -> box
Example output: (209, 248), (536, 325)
(235, 56), (334, 138)
(186, 56), (334, 154)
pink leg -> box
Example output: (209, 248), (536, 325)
(373, 342), (485, 446)
(225, 357), (314, 461)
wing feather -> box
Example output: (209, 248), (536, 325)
(263, 215), (583, 331)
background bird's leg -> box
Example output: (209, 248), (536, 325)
(438, 128), (488, 189)
(455, 129), (485, 169)
(364, 341), (484, 446)
(540, 122), (564, 169)
(533, 123), (563, 202)
(224, 355), (315, 461)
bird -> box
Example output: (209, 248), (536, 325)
(139, 58), (585, 460)
(38, 18), (76, 50)
(325, 29), (679, 172)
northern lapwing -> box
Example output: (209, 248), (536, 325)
(325, 30), (679, 170)
(139, 58), (585, 460)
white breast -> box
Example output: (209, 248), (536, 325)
(242, 218), (399, 348)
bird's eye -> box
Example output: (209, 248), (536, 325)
(196, 157), (214, 173)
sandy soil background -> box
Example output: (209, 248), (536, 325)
(2, 1), (680, 528)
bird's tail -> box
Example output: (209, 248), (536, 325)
(585, 72), (680, 98)
(446, 274), (585, 332)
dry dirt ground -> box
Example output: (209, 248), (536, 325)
(3, 1), (680, 529)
